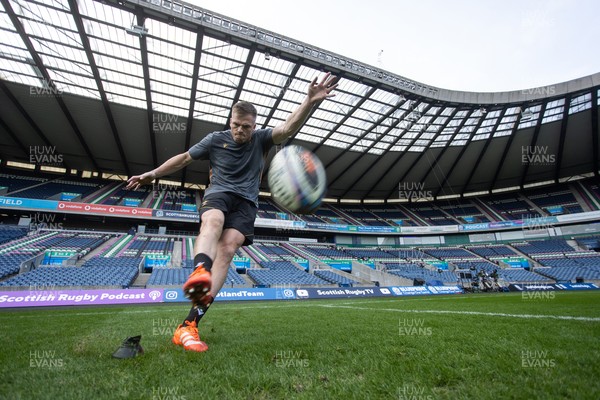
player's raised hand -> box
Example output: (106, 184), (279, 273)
(125, 172), (154, 191)
(307, 72), (338, 103)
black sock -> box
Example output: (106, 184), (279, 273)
(193, 253), (213, 272)
(183, 295), (214, 326)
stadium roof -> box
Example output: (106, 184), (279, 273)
(0, 0), (598, 202)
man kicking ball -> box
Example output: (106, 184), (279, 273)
(126, 72), (338, 352)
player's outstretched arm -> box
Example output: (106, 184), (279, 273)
(125, 151), (194, 190)
(272, 72), (338, 144)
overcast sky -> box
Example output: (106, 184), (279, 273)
(189, 0), (599, 93)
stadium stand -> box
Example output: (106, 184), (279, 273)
(577, 235), (600, 250)
(147, 266), (245, 286)
(363, 205), (417, 227)
(480, 193), (543, 221)
(0, 253), (35, 280)
(247, 261), (329, 287)
(0, 174), (46, 194)
(439, 202), (490, 224)
(313, 269), (358, 286)
(1, 176), (600, 289)
(0, 256), (141, 288)
(343, 247), (397, 260)
(512, 239), (577, 256)
(387, 268), (458, 285)
(466, 245), (518, 258)
(7, 180), (101, 201)
(0, 225), (28, 245)
(301, 245), (350, 259)
(100, 185), (150, 206)
(410, 206), (458, 226)
(422, 247), (476, 260)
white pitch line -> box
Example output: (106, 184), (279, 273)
(0, 308), (179, 319)
(2, 300), (599, 322)
(320, 304), (600, 322)
(0, 302), (314, 319)
(339, 296), (472, 305)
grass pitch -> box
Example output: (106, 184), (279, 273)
(0, 291), (599, 400)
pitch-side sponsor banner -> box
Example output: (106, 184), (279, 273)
(509, 284), (556, 292)
(294, 287), (383, 299)
(509, 283), (600, 292)
(553, 283), (599, 290)
(306, 222), (352, 232)
(294, 286), (464, 299)
(390, 286), (432, 296)
(0, 288), (163, 308)
(459, 223), (491, 231)
(3, 195), (600, 234)
(401, 226), (440, 234)
(522, 216), (559, 227)
(152, 209), (199, 222)
(356, 226), (399, 233)
(557, 210), (600, 223)
(426, 286), (463, 295)
(216, 288), (276, 301)
(58, 202), (153, 217)
(162, 288), (296, 302)
(0, 196), (57, 210)
(255, 218), (307, 229)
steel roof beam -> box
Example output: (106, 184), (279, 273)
(181, 28), (204, 187)
(136, 11), (158, 169)
(2, 0), (96, 171)
(69, 0), (130, 176)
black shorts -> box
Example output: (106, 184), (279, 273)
(198, 192), (257, 246)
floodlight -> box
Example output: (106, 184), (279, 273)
(126, 25), (148, 36)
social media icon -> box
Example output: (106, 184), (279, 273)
(165, 291), (178, 300)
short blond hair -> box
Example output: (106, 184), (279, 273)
(232, 101), (257, 118)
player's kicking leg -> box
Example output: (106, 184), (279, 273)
(183, 209), (224, 307)
(174, 230), (244, 352)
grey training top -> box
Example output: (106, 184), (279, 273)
(188, 128), (275, 206)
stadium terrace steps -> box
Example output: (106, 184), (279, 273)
(171, 239), (182, 267)
(574, 181), (599, 211)
(280, 243), (321, 264)
(520, 194), (547, 217)
(313, 269), (359, 285)
(103, 234), (134, 258)
(79, 235), (123, 265)
(318, 264), (371, 286)
(436, 208), (463, 225)
(327, 206), (363, 226)
(472, 197), (504, 221)
(131, 273), (151, 288)
(88, 182), (122, 204)
(244, 245), (269, 262)
(566, 239), (586, 252)
(393, 204), (425, 226)
(234, 247), (259, 268)
(351, 261), (410, 286)
(185, 238), (194, 262)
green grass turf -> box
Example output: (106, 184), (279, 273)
(0, 291), (599, 400)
